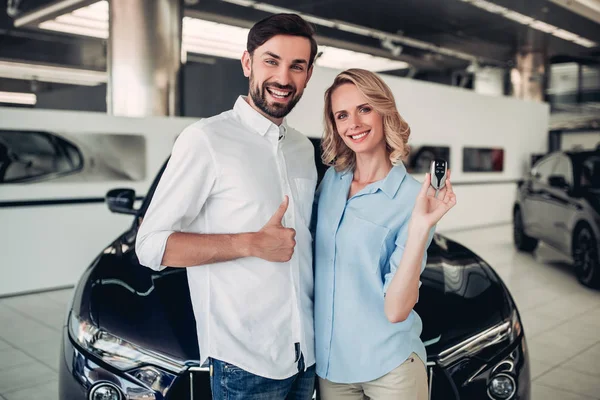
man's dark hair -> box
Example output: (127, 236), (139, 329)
(247, 14), (318, 69)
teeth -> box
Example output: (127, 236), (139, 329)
(351, 131), (369, 140)
(269, 88), (291, 97)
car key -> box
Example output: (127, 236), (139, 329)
(430, 159), (448, 198)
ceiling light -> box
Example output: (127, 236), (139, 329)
(572, 37), (598, 48)
(553, 29), (581, 41)
(13, 0), (97, 27)
(24, 2), (409, 72)
(548, 0), (600, 25)
(37, 0), (108, 38)
(71, 0), (108, 20)
(529, 20), (558, 33)
(471, 0), (508, 14)
(460, 0), (597, 48)
(502, 10), (535, 25)
(220, 0), (488, 63)
(316, 46), (409, 71)
(220, 0), (255, 6)
(17, 0), (491, 64)
(0, 91), (37, 105)
(251, 3), (293, 15)
(300, 15), (337, 28)
(573, 0), (600, 13)
(0, 60), (106, 86)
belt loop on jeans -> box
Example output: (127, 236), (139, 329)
(297, 353), (305, 372)
(294, 342), (305, 371)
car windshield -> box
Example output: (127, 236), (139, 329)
(579, 154), (600, 189)
(138, 159), (169, 218)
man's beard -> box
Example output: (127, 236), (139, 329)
(249, 76), (302, 119)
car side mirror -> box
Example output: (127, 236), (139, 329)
(548, 175), (569, 190)
(106, 188), (137, 215)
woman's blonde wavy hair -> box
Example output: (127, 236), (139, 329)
(321, 68), (411, 172)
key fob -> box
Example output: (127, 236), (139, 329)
(430, 159), (448, 190)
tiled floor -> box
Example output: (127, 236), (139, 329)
(0, 224), (599, 399)
(447, 225), (600, 400)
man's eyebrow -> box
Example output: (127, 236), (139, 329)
(262, 51), (308, 65)
(262, 51), (281, 60)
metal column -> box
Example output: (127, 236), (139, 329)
(107, 0), (182, 116)
(511, 52), (546, 102)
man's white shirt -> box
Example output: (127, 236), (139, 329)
(136, 96), (317, 379)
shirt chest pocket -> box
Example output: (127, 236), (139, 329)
(341, 212), (390, 273)
(293, 178), (316, 226)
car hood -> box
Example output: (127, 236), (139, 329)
(75, 232), (511, 365)
(415, 235), (512, 357)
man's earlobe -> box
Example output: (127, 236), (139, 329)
(241, 51), (251, 77)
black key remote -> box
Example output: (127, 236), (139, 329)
(430, 159), (448, 195)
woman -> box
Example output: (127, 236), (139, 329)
(313, 69), (456, 400)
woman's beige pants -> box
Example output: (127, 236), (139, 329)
(318, 353), (428, 400)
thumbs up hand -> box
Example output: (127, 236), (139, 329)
(252, 196), (296, 262)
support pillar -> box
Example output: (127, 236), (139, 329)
(108, 0), (182, 116)
(511, 51), (546, 102)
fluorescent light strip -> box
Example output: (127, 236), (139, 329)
(0, 91), (37, 105)
(37, 0), (108, 38)
(188, 19), (409, 71)
(575, 0), (600, 13)
(0, 60), (106, 86)
(460, 0), (597, 48)
(318, 45), (408, 71)
(218, 0), (481, 62)
(34, 3), (408, 72)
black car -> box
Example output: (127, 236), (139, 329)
(513, 149), (600, 288)
(60, 141), (530, 400)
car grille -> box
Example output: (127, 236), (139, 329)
(166, 367), (212, 399)
(428, 361), (458, 400)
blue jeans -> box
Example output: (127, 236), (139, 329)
(209, 357), (316, 400)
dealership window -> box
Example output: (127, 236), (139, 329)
(0, 130), (83, 183)
(581, 155), (600, 188)
(462, 147), (504, 172)
(551, 155), (574, 187)
(531, 155), (557, 184)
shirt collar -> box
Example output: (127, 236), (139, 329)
(377, 163), (407, 198)
(341, 162), (407, 199)
(233, 96), (288, 138)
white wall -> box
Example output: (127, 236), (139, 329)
(0, 108), (196, 296)
(561, 131), (600, 151)
(287, 67), (550, 233)
(474, 67), (505, 97)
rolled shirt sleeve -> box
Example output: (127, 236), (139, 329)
(383, 222), (436, 297)
(136, 125), (217, 271)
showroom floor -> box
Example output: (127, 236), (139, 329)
(0, 224), (599, 400)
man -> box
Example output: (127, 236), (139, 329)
(136, 13), (318, 400)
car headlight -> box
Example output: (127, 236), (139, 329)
(69, 313), (182, 395)
(437, 310), (522, 367)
